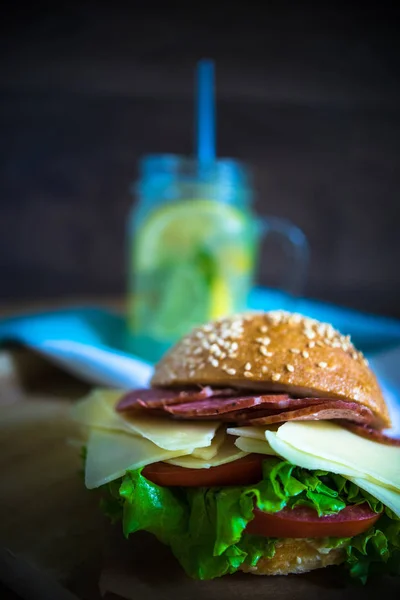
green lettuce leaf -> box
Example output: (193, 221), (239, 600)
(99, 456), (399, 581)
(341, 511), (400, 584)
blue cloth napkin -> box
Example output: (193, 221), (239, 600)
(1, 288), (400, 435)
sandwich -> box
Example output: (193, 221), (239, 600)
(73, 310), (400, 582)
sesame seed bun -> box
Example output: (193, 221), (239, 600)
(151, 310), (390, 428)
(240, 537), (345, 575)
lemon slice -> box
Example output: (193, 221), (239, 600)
(135, 200), (247, 270)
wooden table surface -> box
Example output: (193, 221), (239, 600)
(0, 344), (104, 600)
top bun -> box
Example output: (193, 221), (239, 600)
(151, 310), (390, 427)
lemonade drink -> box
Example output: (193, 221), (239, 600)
(127, 156), (257, 361)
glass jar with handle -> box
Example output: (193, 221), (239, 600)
(127, 155), (308, 362)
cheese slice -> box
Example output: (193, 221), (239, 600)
(265, 430), (365, 478)
(227, 427), (269, 440)
(166, 436), (248, 469)
(191, 427), (226, 459)
(85, 428), (192, 489)
(275, 421), (400, 492)
(235, 436), (277, 456)
(347, 476), (400, 518)
(71, 389), (125, 430)
(72, 389), (219, 451)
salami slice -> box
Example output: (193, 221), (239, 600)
(340, 422), (400, 446)
(242, 401), (377, 427)
(164, 394), (291, 417)
(116, 386), (237, 411)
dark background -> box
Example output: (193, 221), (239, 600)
(1, 2), (400, 315)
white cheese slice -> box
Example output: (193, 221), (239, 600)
(275, 421), (400, 492)
(226, 427), (269, 440)
(72, 389), (219, 451)
(85, 428), (192, 489)
(235, 436), (278, 456)
(347, 476), (400, 518)
(166, 436), (248, 469)
(191, 427), (226, 459)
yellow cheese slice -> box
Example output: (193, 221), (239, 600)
(235, 436), (277, 456)
(191, 427), (226, 459)
(71, 389), (125, 430)
(265, 430), (365, 478)
(275, 421), (400, 492)
(166, 436), (248, 469)
(347, 476), (400, 518)
(72, 389), (219, 451)
(85, 428), (192, 489)
(226, 427), (268, 440)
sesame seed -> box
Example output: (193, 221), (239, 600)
(203, 324), (212, 332)
(255, 337), (271, 345)
(289, 314), (301, 325)
(220, 352), (227, 359)
(231, 342), (239, 352)
(259, 325), (268, 333)
(286, 364), (294, 372)
(195, 331), (204, 339)
(290, 348), (300, 354)
(261, 365), (268, 373)
(302, 350), (309, 358)
(244, 371), (253, 378)
(352, 352), (358, 360)
(318, 361), (328, 368)
(259, 346), (270, 357)
(363, 357), (369, 366)
(304, 330), (316, 340)
(271, 373), (281, 381)
(227, 368), (236, 375)
(308, 341), (315, 348)
(209, 333), (217, 342)
(210, 343), (221, 356)
(202, 340), (210, 350)
(245, 362), (252, 371)
(265, 351), (273, 357)
(210, 358), (219, 368)
(316, 340), (324, 347)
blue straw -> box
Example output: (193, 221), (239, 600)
(196, 59), (216, 163)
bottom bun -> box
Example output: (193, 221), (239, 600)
(240, 538), (346, 576)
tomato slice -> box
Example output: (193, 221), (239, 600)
(142, 454), (264, 487)
(245, 504), (381, 538)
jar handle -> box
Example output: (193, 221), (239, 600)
(257, 217), (309, 295)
